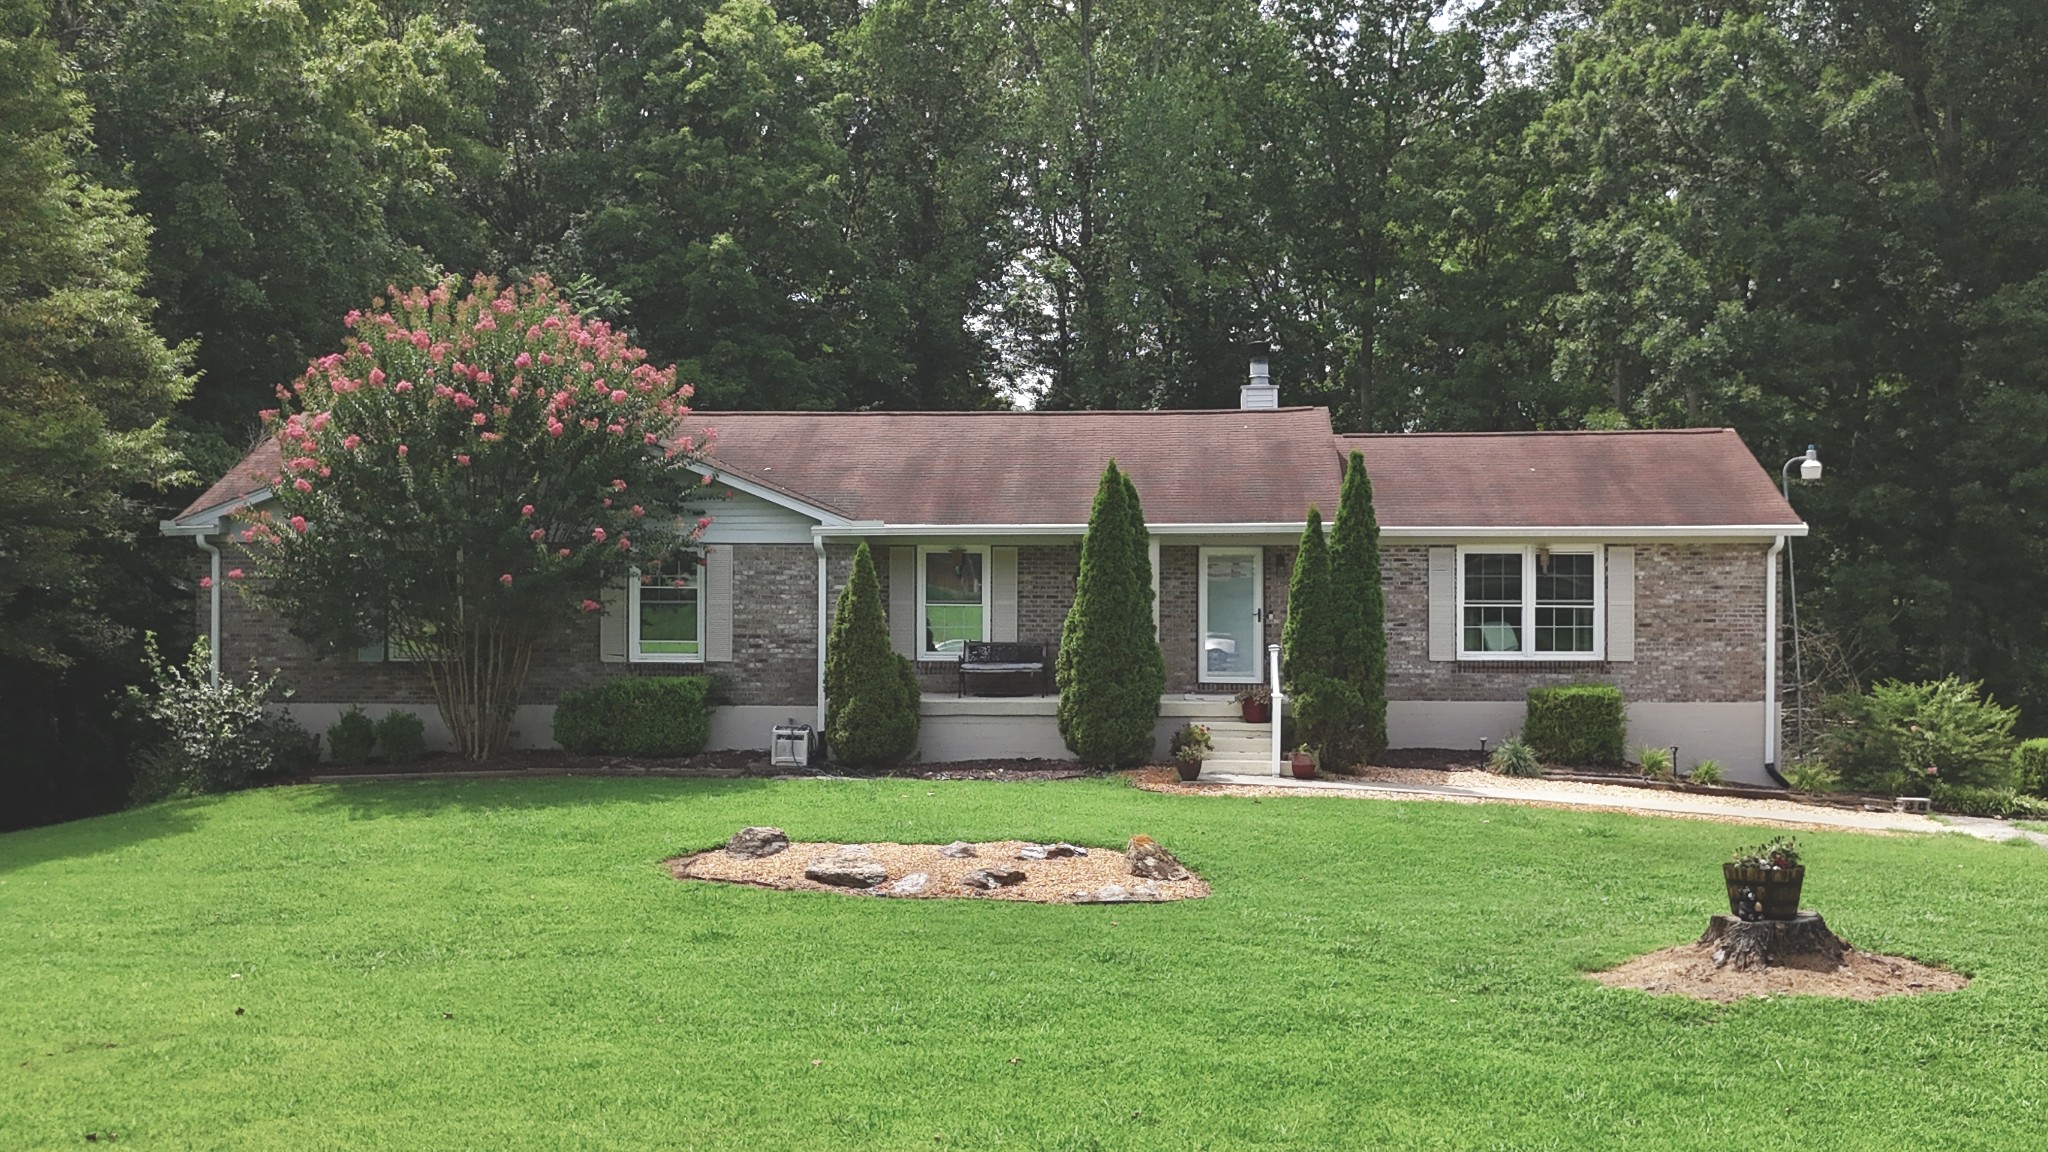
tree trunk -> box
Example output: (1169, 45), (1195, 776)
(424, 619), (538, 760)
(1698, 912), (1847, 972)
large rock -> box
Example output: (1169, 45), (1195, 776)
(1126, 835), (1189, 881)
(960, 868), (1027, 890)
(1018, 842), (1089, 861)
(887, 873), (930, 896)
(938, 841), (979, 859)
(805, 848), (887, 889)
(725, 826), (790, 859)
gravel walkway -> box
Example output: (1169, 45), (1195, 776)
(1161, 769), (2025, 840)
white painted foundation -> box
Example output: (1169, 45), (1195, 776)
(1387, 699), (1774, 785)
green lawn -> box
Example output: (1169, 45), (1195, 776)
(5, 778), (2047, 1150)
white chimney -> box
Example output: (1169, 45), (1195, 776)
(1241, 342), (1278, 410)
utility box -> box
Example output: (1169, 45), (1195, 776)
(771, 723), (815, 768)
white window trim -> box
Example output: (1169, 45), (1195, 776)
(916, 544), (991, 661)
(1197, 545), (1265, 684)
(1454, 544), (1605, 661)
(628, 565), (706, 664)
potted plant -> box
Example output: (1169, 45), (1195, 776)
(1233, 684), (1272, 724)
(1289, 744), (1318, 780)
(1723, 836), (1804, 922)
(1171, 723), (1212, 782)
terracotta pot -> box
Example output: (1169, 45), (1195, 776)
(1240, 699), (1271, 724)
(1290, 753), (1316, 779)
(1176, 759), (1203, 782)
(1723, 862), (1805, 922)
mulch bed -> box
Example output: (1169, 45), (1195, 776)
(303, 750), (1094, 783)
(1592, 939), (1967, 1003)
(670, 839), (1209, 904)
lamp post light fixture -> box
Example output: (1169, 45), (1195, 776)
(1780, 445), (1822, 759)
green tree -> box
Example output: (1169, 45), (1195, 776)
(823, 541), (920, 766)
(1058, 460), (1163, 766)
(1282, 507), (1363, 764)
(1328, 450), (1387, 762)
(1, 0), (192, 828)
(239, 275), (704, 758)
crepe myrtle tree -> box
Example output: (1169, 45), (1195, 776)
(234, 275), (711, 758)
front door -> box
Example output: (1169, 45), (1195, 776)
(1199, 547), (1263, 683)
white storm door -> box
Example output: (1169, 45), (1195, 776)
(1199, 547), (1263, 683)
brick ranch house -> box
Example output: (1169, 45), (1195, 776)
(165, 389), (1807, 784)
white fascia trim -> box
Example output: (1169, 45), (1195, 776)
(813, 521), (1807, 540)
(688, 463), (847, 526)
(160, 488), (274, 535)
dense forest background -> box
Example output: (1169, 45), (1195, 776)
(5, 0), (2045, 828)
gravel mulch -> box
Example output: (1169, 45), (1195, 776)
(670, 839), (1209, 904)
(1591, 941), (1968, 1003)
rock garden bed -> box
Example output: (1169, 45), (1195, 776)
(670, 828), (1209, 904)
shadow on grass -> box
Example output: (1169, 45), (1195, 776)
(292, 773), (781, 822)
(0, 800), (205, 875)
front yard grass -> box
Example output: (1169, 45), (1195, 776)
(5, 777), (2047, 1150)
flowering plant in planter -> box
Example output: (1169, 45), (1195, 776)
(1171, 723), (1213, 763)
(1725, 836), (1804, 921)
(235, 275), (709, 758)
(1730, 836), (1801, 870)
(1232, 683), (1272, 722)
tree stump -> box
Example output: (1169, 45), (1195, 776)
(1698, 912), (1847, 972)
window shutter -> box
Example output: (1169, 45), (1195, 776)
(1428, 547), (1457, 662)
(599, 577), (628, 663)
(1606, 546), (1635, 662)
(704, 546), (735, 662)
(889, 546), (916, 658)
(991, 546), (1019, 642)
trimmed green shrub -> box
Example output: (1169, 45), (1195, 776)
(2015, 738), (2048, 798)
(1688, 759), (1724, 786)
(553, 676), (712, 757)
(1524, 684), (1626, 766)
(1816, 677), (2017, 795)
(824, 541), (920, 767)
(326, 707), (377, 766)
(127, 635), (287, 802)
(1930, 783), (2048, 820)
(374, 710), (428, 763)
(1488, 736), (1541, 777)
(1328, 450), (1388, 765)
(1057, 462), (1164, 767)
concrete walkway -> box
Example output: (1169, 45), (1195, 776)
(1199, 771), (2046, 843)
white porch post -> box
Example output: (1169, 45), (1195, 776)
(1268, 642), (1283, 777)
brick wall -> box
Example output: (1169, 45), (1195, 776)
(1159, 545), (1294, 693)
(1382, 542), (1767, 704)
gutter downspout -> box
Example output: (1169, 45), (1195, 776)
(196, 533), (223, 687)
(1763, 535), (1787, 787)
(815, 537), (828, 733)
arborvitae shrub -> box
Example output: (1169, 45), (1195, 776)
(1524, 684), (1626, 765)
(824, 541), (920, 767)
(373, 710), (428, 762)
(553, 676), (712, 757)
(1057, 462), (1163, 767)
(326, 706), (377, 766)
(1328, 451), (1387, 766)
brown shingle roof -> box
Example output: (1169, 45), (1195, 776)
(173, 413), (1801, 533)
(1338, 428), (1802, 530)
(684, 408), (1342, 525)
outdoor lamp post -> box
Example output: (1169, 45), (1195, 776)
(1780, 446), (1822, 758)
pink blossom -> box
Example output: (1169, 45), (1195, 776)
(227, 569), (245, 581)
(412, 332), (431, 350)
(289, 516), (308, 533)
(397, 444), (409, 458)
(558, 548), (571, 558)
(602, 498), (612, 508)
(241, 528), (256, 542)
(530, 528), (545, 541)
(606, 423), (625, 435)
(344, 309), (362, 328)
(547, 420), (565, 438)
(617, 536), (631, 551)
(341, 435), (361, 451)
(630, 505), (644, 517)
(611, 479), (628, 491)
(474, 316), (497, 332)
(199, 576), (213, 589)
(696, 516), (713, 530)
(480, 431), (502, 442)
(609, 389), (627, 404)
(579, 599), (600, 612)
(521, 504), (535, 517)
(591, 527), (607, 542)
(472, 413), (488, 426)
(671, 579), (686, 589)
(499, 573), (513, 586)
(293, 478), (313, 492)
(395, 380), (414, 394)
(319, 466), (330, 477)
(514, 352), (532, 368)
(369, 367), (386, 387)
(643, 433), (658, 445)
(456, 454), (471, 467)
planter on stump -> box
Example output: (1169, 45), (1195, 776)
(1723, 863), (1804, 922)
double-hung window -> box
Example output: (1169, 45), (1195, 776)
(918, 545), (988, 659)
(1457, 546), (1602, 659)
(630, 564), (704, 662)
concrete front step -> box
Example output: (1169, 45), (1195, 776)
(1198, 758), (1277, 775)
